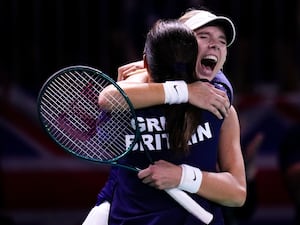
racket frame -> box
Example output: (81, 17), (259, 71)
(37, 65), (140, 166)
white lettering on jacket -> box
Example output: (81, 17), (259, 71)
(126, 116), (212, 151)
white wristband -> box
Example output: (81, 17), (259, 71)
(162, 81), (188, 104)
(178, 164), (202, 193)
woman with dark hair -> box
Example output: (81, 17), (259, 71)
(83, 9), (246, 225)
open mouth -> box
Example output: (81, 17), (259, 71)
(201, 55), (217, 71)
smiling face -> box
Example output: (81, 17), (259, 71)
(194, 25), (227, 81)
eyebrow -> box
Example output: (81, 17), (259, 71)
(195, 30), (227, 42)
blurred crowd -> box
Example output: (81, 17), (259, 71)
(0, 0), (299, 95)
(0, 1), (299, 225)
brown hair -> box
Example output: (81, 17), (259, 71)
(144, 19), (202, 155)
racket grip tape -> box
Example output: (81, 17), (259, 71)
(164, 188), (213, 224)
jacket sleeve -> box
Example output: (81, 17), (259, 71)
(212, 71), (234, 105)
(95, 167), (118, 205)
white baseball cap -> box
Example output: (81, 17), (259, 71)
(184, 10), (236, 47)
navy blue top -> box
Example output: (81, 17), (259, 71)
(96, 71), (233, 225)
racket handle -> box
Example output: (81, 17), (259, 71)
(164, 188), (213, 224)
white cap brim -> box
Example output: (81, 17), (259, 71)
(184, 10), (236, 47)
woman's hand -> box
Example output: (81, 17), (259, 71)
(117, 60), (148, 82)
(188, 81), (230, 119)
(138, 160), (182, 190)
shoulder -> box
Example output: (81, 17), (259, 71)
(212, 71), (234, 104)
(213, 71), (233, 90)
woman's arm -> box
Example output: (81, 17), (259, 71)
(197, 106), (246, 206)
(98, 78), (230, 119)
(98, 82), (165, 110)
(138, 106), (247, 207)
(115, 61), (231, 117)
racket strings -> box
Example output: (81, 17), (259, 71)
(40, 68), (137, 161)
(96, 91), (135, 159)
(71, 71), (134, 160)
(41, 71), (101, 153)
(45, 72), (97, 132)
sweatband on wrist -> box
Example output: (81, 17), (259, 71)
(162, 81), (188, 104)
(178, 164), (203, 193)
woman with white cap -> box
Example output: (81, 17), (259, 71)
(83, 8), (246, 225)
(116, 8), (236, 119)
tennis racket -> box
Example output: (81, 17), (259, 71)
(37, 65), (213, 224)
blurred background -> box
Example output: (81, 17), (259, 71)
(0, 0), (300, 225)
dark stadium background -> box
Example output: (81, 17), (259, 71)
(1, 1), (299, 225)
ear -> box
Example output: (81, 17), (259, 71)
(143, 54), (149, 71)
